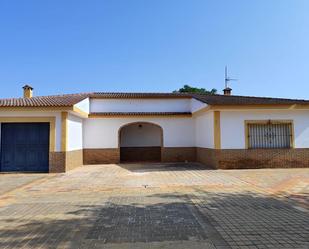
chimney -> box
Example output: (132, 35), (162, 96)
(223, 87), (232, 96)
(23, 85), (33, 98)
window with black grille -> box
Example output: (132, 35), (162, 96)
(247, 122), (293, 149)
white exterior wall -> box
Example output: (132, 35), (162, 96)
(74, 98), (90, 113)
(191, 99), (207, 113)
(90, 99), (192, 113)
(67, 113), (83, 151)
(2, 107), (309, 152)
(195, 111), (214, 148)
(220, 110), (309, 149)
(84, 117), (195, 148)
(0, 111), (62, 151)
(120, 123), (162, 147)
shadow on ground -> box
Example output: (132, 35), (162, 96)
(0, 190), (308, 249)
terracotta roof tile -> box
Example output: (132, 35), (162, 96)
(1, 91), (309, 108)
(191, 93), (309, 105)
(90, 92), (191, 98)
(91, 92), (309, 105)
(0, 93), (91, 107)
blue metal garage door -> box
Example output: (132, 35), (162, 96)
(0, 123), (49, 172)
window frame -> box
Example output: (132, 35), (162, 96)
(244, 120), (295, 149)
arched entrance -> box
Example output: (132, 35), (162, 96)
(119, 122), (163, 162)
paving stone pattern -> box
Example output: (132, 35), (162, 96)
(86, 196), (214, 243)
(0, 174), (46, 195)
(0, 163), (308, 249)
(193, 192), (309, 248)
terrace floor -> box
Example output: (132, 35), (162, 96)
(0, 163), (308, 249)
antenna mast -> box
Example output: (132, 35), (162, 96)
(225, 66), (228, 88)
(224, 66), (237, 88)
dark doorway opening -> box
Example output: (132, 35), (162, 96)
(119, 122), (163, 163)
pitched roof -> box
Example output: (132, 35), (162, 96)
(191, 93), (309, 105)
(0, 92), (191, 108)
(90, 92), (191, 98)
(1, 91), (309, 108)
(0, 93), (90, 107)
(91, 92), (309, 105)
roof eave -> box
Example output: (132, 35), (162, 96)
(0, 106), (74, 111)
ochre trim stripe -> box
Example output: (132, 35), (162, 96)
(61, 112), (68, 152)
(72, 106), (89, 118)
(214, 111), (221, 149)
(192, 106), (211, 117)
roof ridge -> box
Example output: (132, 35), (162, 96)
(92, 92), (190, 95)
(90, 92), (192, 98)
(91, 111), (192, 113)
(32, 92), (93, 99)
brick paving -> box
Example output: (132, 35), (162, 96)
(0, 163), (308, 249)
(0, 174), (46, 196)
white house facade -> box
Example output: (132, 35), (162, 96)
(1, 85), (309, 172)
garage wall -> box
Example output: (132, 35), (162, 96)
(0, 111), (62, 151)
(67, 113), (83, 151)
(220, 110), (309, 149)
(83, 117), (195, 148)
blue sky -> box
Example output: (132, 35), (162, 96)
(0, 0), (309, 99)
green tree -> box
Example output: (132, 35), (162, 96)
(173, 85), (217, 94)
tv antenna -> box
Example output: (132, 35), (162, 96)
(225, 66), (237, 88)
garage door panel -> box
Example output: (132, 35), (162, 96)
(28, 125), (40, 143)
(14, 146), (27, 168)
(26, 148), (48, 169)
(15, 125), (28, 144)
(37, 125), (49, 144)
(1, 146), (16, 171)
(1, 123), (49, 172)
(2, 126), (14, 144)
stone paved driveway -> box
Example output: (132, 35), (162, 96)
(0, 163), (308, 249)
(0, 174), (46, 196)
